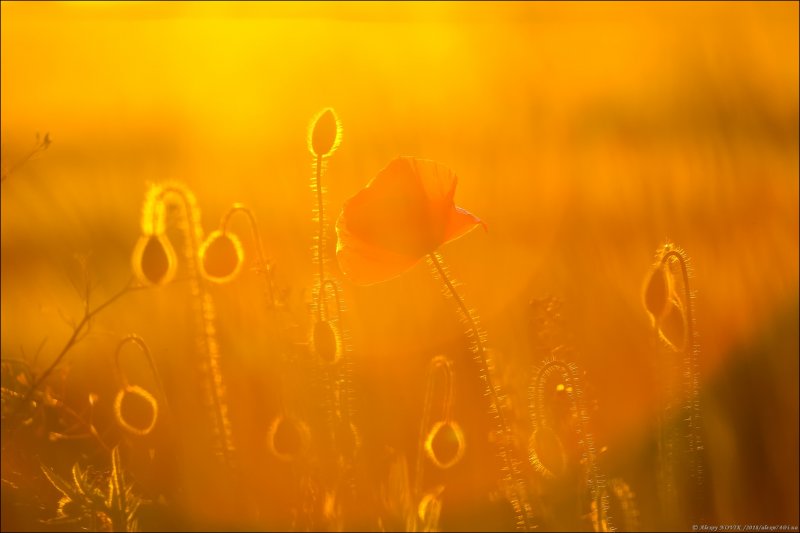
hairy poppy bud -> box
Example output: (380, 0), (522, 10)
(268, 415), (310, 462)
(643, 263), (671, 323)
(132, 234), (176, 286)
(659, 298), (687, 351)
(312, 320), (341, 363)
(309, 108), (342, 158)
(199, 230), (244, 283)
(425, 420), (466, 469)
(528, 425), (567, 479)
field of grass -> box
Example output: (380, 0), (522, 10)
(1, 2), (798, 531)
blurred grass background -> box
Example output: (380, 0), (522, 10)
(1, 1), (798, 530)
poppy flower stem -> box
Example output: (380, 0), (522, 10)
(427, 252), (533, 530)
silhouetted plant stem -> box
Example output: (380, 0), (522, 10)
(219, 203), (276, 308)
(427, 251), (533, 531)
(21, 277), (144, 410)
(649, 245), (704, 527)
(151, 185), (235, 469)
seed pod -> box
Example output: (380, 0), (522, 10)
(114, 385), (158, 436)
(309, 108), (342, 158)
(267, 415), (310, 462)
(199, 230), (244, 283)
(132, 234), (177, 286)
(643, 263), (671, 323)
(312, 320), (341, 363)
(425, 420), (466, 469)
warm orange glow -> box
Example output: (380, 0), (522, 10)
(1, 1), (797, 531)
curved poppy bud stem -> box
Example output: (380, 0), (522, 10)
(659, 249), (694, 354)
(414, 356), (464, 504)
(427, 252), (533, 531)
(112, 335), (167, 437)
(529, 357), (609, 530)
(138, 183), (235, 467)
(648, 244), (704, 526)
(215, 203), (276, 307)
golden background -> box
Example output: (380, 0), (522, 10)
(1, 1), (798, 531)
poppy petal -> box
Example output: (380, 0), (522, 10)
(443, 206), (486, 245)
(342, 158), (437, 259)
(335, 156), (484, 285)
(335, 211), (423, 285)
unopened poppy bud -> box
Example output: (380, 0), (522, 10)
(643, 263), (671, 323)
(267, 415), (310, 462)
(309, 108), (342, 158)
(312, 320), (341, 363)
(529, 426), (567, 479)
(114, 385), (158, 436)
(659, 298), (687, 351)
(199, 230), (244, 283)
(425, 420), (466, 469)
(132, 234), (176, 286)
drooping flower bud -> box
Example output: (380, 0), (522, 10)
(425, 420), (466, 469)
(267, 415), (310, 462)
(643, 263), (671, 323)
(199, 230), (244, 283)
(132, 234), (177, 286)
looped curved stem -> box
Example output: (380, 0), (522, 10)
(414, 355), (456, 500)
(530, 359), (575, 432)
(427, 251), (532, 530)
(314, 153), (327, 321)
(659, 250), (694, 353)
(113, 334), (169, 414)
(145, 183), (235, 466)
(219, 203), (276, 308)
(654, 245), (704, 523)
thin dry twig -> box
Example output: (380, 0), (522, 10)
(1, 132), (52, 184)
(19, 276), (147, 410)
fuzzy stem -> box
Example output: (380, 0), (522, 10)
(531, 360), (608, 531)
(659, 248), (704, 522)
(315, 154), (326, 321)
(153, 185), (235, 468)
(414, 356), (455, 510)
(427, 252), (532, 531)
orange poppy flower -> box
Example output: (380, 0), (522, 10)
(335, 156), (485, 285)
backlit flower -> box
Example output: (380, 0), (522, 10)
(335, 157), (484, 285)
